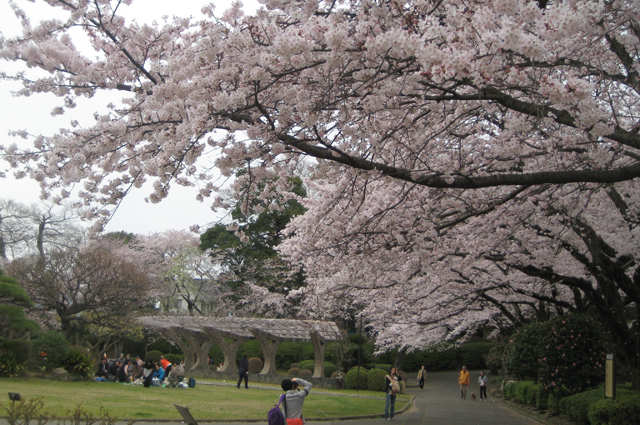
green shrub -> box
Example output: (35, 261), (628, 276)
(164, 353), (183, 364)
(588, 391), (640, 425)
(239, 340), (263, 359)
(367, 368), (388, 392)
(526, 384), (542, 407)
(287, 367), (300, 376)
(345, 368), (368, 389)
(208, 344), (223, 365)
(298, 360), (315, 371)
(276, 341), (314, 370)
(60, 349), (93, 379)
(0, 339), (30, 362)
(535, 386), (550, 410)
(485, 344), (505, 375)
(548, 386), (572, 414)
(295, 360), (336, 377)
(290, 362), (299, 369)
(145, 350), (163, 363)
(324, 362), (337, 378)
(560, 388), (604, 425)
(514, 381), (535, 404)
(248, 357), (263, 373)
(504, 323), (547, 381)
(0, 352), (27, 377)
(299, 369), (313, 378)
(539, 314), (607, 393)
(30, 331), (70, 371)
(503, 381), (517, 400)
(374, 364), (392, 373)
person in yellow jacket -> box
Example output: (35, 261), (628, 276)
(458, 365), (470, 399)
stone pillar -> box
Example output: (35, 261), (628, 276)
(310, 330), (327, 378)
(206, 330), (249, 373)
(176, 329), (215, 371)
(250, 328), (283, 375)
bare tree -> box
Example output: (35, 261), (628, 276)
(0, 199), (86, 261)
(7, 238), (150, 341)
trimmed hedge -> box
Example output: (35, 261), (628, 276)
(345, 368), (368, 389)
(559, 388), (604, 425)
(297, 360), (337, 377)
(368, 368), (388, 392)
(298, 360), (315, 371)
(287, 367), (300, 377)
(515, 381), (536, 405)
(248, 357), (263, 373)
(145, 350), (163, 363)
(588, 390), (640, 425)
(505, 381), (640, 425)
(374, 364), (393, 373)
(164, 353), (183, 364)
(504, 381), (545, 408)
(299, 369), (313, 378)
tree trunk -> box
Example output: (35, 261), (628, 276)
(37, 219), (46, 259)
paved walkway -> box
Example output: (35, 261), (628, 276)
(180, 371), (544, 425)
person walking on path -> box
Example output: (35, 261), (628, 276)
(280, 377), (312, 424)
(459, 365), (470, 400)
(384, 367), (402, 421)
(478, 371), (488, 401)
(237, 354), (249, 389)
(417, 366), (427, 390)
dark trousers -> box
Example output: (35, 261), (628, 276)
(480, 386), (487, 399)
(237, 373), (248, 388)
(419, 378), (425, 389)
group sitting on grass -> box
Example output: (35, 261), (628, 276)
(95, 354), (185, 387)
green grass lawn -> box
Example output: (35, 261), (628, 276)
(0, 377), (411, 421)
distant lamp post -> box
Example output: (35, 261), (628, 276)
(8, 392), (21, 408)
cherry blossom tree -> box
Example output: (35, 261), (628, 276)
(1, 0), (637, 223)
(281, 178), (640, 388)
(1, 0), (639, 386)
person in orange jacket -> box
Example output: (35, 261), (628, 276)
(459, 365), (470, 399)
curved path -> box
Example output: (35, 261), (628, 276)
(185, 371), (544, 425)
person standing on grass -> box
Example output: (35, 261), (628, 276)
(237, 354), (249, 389)
(459, 365), (470, 400)
(280, 377), (312, 424)
(478, 371), (488, 401)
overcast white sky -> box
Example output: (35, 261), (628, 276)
(0, 0), (258, 235)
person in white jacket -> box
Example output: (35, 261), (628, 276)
(478, 371), (488, 401)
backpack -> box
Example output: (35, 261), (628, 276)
(386, 375), (401, 394)
(267, 394), (286, 425)
(188, 377), (196, 388)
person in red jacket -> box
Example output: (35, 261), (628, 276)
(160, 356), (172, 377)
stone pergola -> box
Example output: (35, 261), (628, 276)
(138, 316), (343, 378)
